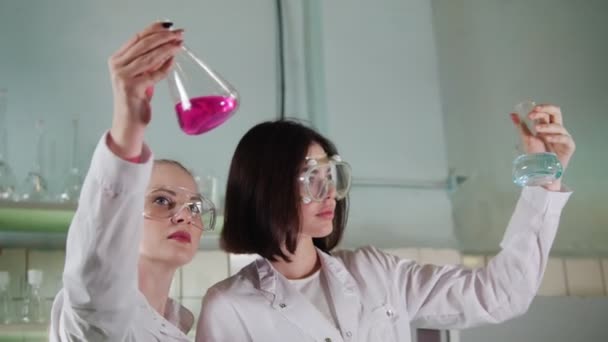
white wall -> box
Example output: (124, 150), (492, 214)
(432, 0), (608, 255)
(313, 0), (457, 248)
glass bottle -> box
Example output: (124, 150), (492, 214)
(21, 269), (44, 323)
(0, 271), (10, 324)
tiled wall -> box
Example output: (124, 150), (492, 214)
(0, 247), (607, 328)
(373, 248), (608, 298)
(0, 248), (239, 327)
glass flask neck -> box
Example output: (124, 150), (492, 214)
(0, 90), (8, 162)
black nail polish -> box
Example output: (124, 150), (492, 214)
(162, 22), (173, 29)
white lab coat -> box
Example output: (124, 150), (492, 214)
(196, 186), (571, 342)
(49, 133), (194, 341)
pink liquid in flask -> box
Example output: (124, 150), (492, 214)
(175, 95), (238, 135)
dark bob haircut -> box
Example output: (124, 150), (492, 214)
(220, 119), (349, 261)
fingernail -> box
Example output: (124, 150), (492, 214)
(145, 86), (154, 99)
(510, 113), (520, 124)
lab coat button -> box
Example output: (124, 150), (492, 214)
(279, 303), (287, 308)
(345, 331), (352, 338)
(386, 309), (394, 317)
(324, 338), (332, 342)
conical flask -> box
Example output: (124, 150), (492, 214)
(167, 45), (239, 135)
(16, 119), (48, 202)
(57, 114), (83, 203)
(511, 100), (563, 187)
(0, 89), (17, 200)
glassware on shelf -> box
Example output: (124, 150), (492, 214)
(197, 171), (219, 208)
(21, 269), (44, 324)
(166, 27), (239, 135)
(0, 89), (17, 200)
(0, 271), (10, 324)
(57, 114), (84, 203)
(512, 100), (563, 187)
(16, 119), (49, 202)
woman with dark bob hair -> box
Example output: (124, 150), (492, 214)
(196, 108), (575, 341)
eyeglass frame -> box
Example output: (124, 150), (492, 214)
(142, 185), (217, 231)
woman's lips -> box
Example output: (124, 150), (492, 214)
(316, 210), (335, 220)
(167, 230), (192, 243)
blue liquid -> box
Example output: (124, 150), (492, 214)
(512, 152), (563, 187)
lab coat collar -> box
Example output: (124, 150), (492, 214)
(254, 248), (358, 295)
(253, 247), (362, 341)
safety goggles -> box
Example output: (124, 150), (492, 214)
(298, 155), (352, 203)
